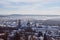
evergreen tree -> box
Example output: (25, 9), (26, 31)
(13, 32), (20, 40)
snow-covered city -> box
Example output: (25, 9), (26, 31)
(0, 15), (60, 40)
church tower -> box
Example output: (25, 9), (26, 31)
(17, 19), (21, 29)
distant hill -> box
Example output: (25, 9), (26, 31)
(0, 14), (60, 17)
(0, 15), (6, 17)
(8, 14), (60, 16)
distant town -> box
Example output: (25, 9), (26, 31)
(0, 15), (60, 40)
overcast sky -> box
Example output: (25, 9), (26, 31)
(0, 0), (60, 15)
